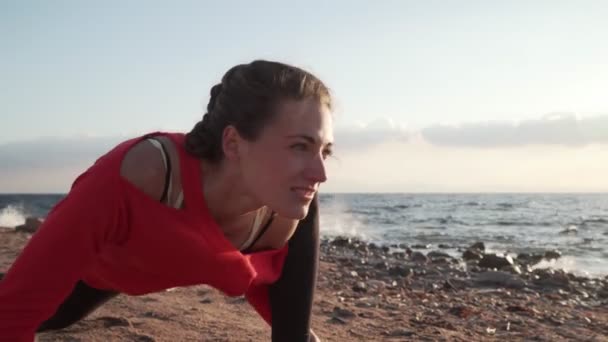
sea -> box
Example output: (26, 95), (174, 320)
(1, 193), (607, 278)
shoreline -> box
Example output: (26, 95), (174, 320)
(1, 227), (607, 341)
(321, 233), (608, 280)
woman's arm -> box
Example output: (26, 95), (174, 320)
(0, 167), (128, 342)
(0, 141), (163, 341)
(268, 195), (320, 342)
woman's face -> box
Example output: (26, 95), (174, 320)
(237, 98), (333, 220)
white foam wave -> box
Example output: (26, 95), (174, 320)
(532, 256), (577, 273)
(319, 199), (376, 241)
(531, 256), (606, 278)
(0, 204), (26, 228)
(474, 244), (606, 277)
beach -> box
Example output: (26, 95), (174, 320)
(3, 1), (608, 340)
(1, 227), (606, 341)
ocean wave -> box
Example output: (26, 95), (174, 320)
(420, 225), (447, 230)
(581, 218), (608, 225)
(0, 204), (26, 228)
(485, 202), (522, 211)
(493, 235), (515, 241)
(319, 209), (378, 241)
(463, 201), (481, 206)
(493, 220), (553, 227)
(345, 209), (380, 216)
(377, 205), (410, 213)
(531, 256), (606, 278)
(409, 216), (469, 226)
(379, 218), (397, 225)
(495, 220), (526, 226)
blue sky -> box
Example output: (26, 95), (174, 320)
(1, 1), (608, 192)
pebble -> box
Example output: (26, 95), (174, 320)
(463, 249), (483, 261)
(411, 252), (429, 263)
(15, 217), (44, 233)
(386, 329), (415, 337)
(353, 282), (367, 293)
(544, 250), (562, 260)
(388, 265), (412, 277)
(99, 316), (132, 328)
(470, 242), (486, 252)
(392, 251), (406, 259)
(478, 254), (514, 269)
(474, 271), (526, 289)
(133, 335), (156, 342)
(333, 306), (356, 319)
(427, 251), (452, 259)
(412, 244), (431, 249)
(327, 316), (348, 325)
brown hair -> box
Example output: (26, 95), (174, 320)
(185, 60), (332, 162)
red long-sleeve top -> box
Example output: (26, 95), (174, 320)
(0, 132), (289, 341)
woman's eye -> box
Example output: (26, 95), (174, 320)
(291, 143), (307, 151)
(290, 143), (332, 159)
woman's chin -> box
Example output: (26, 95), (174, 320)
(278, 203), (310, 220)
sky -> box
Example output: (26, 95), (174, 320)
(1, 0), (608, 193)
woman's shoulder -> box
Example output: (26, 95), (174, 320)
(119, 137), (168, 201)
(113, 131), (184, 201)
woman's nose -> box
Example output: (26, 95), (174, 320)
(306, 153), (327, 183)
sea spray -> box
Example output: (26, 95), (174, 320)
(0, 204), (26, 228)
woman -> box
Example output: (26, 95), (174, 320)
(0, 60), (334, 341)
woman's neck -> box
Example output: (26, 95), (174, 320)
(199, 160), (261, 229)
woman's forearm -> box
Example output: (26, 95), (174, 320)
(268, 196), (320, 341)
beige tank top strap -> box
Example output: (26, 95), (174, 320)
(147, 138), (183, 209)
(238, 206), (268, 250)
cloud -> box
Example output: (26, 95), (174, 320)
(334, 117), (411, 151)
(0, 135), (129, 192)
(324, 139), (608, 193)
(0, 136), (121, 171)
(2, 113), (608, 193)
(421, 113), (608, 148)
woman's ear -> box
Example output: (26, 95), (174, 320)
(221, 125), (243, 162)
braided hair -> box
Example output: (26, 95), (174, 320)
(185, 60), (332, 163)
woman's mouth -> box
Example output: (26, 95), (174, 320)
(292, 187), (315, 200)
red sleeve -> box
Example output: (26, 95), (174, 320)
(0, 165), (128, 342)
(245, 284), (272, 325)
(243, 244), (291, 327)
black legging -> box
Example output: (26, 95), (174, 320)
(2, 196), (320, 341)
(36, 281), (119, 332)
(0, 273), (118, 332)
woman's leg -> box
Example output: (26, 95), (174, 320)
(0, 273), (118, 332)
(35, 280), (119, 332)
